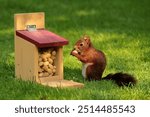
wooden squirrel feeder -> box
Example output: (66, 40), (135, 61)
(14, 12), (84, 88)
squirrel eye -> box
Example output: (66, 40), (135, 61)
(80, 43), (83, 46)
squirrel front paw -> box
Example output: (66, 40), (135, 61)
(70, 50), (78, 56)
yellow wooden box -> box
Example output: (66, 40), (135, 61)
(14, 12), (84, 88)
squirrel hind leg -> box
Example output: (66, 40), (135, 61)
(85, 64), (102, 81)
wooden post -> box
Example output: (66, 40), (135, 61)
(14, 12), (45, 82)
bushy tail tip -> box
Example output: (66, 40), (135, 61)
(102, 72), (137, 87)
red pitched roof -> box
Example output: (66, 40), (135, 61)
(16, 29), (69, 48)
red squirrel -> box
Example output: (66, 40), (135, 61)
(70, 35), (137, 86)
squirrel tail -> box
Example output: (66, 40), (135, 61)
(102, 72), (137, 87)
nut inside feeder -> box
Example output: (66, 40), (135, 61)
(38, 48), (57, 78)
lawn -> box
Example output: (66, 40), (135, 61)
(0, 0), (150, 99)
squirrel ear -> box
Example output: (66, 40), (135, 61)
(83, 35), (92, 47)
(83, 35), (90, 40)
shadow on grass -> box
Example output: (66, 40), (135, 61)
(64, 66), (83, 82)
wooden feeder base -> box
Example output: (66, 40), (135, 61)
(41, 80), (84, 88)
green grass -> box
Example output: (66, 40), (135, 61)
(0, 0), (150, 99)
